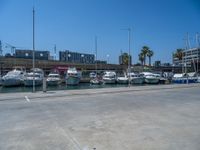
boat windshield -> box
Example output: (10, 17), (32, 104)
(48, 74), (60, 78)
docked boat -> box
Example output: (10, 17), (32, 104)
(172, 72), (197, 84)
(103, 71), (117, 84)
(2, 67), (26, 87)
(117, 73), (128, 84)
(129, 73), (144, 84)
(90, 77), (103, 85)
(142, 72), (160, 84)
(47, 73), (61, 86)
(65, 67), (81, 85)
(24, 68), (44, 86)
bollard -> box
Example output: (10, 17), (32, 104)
(43, 77), (47, 92)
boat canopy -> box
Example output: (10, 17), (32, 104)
(187, 72), (197, 77)
(173, 73), (187, 78)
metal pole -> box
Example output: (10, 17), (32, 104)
(128, 28), (131, 87)
(32, 7), (35, 92)
(95, 36), (97, 74)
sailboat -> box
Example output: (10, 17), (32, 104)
(90, 36), (103, 85)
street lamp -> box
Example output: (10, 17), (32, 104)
(106, 54), (110, 70)
(106, 54), (110, 64)
(81, 54), (85, 71)
(68, 53), (71, 66)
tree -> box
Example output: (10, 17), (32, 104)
(120, 52), (129, 65)
(141, 46), (150, 65)
(175, 48), (184, 60)
(147, 50), (154, 66)
(138, 53), (145, 66)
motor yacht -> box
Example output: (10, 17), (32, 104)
(65, 67), (81, 85)
(129, 72), (144, 84)
(47, 73), (61, 86)
(102, 71), (117, 84)
(117, 73), (128, 84)
(142, 72), (160, 84)
(2, 67), (26, 87)
(24, 68), (44, 86)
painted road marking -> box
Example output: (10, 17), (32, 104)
(25, 96), (30, 102)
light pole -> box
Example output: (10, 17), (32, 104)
(68, 53), (71, 66)
(106, 54), (110, 70)
(121, 28), (131, 87)
(32, 7), (35, 93)
(81, 54), (85, 71)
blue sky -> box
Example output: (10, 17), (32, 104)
(0, 0), (200, 64)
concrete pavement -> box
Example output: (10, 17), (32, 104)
(0, 84), (200, 150)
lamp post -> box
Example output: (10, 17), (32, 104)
(106, 54), (110, 70)
(81, 54), (85, 71)
(68, 53), (71, 67)
(32, 7), (35, 93)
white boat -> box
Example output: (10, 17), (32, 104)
(172, 72), (197, 84)
(24, 68), (44, 86)
(117, 73), (128, 84)
(90, 78), (103, 85)
(129, 73), (144, 84)
(47, 73), (61, 86)
(66, 67), (81, 85)
(142, 72), (160, 84)
(2, 67), (26, 87)
(103, 71), (117, 84)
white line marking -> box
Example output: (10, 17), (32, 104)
(25, 96), (30, 102)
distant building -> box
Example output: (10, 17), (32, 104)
(95, 60), (107, 64)
(59, 50), (95, 64)
(173, 48), (200, 67)
(15, 49), (50, 60)
(154, 60), (161, 67)
(119, 52), (132, 65)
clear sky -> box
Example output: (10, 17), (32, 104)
(0, 0), (200, 64)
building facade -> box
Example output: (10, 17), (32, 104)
(173, 48), (200, 67)
(15, 49), (50, 60)
(59, 50), (95, 64)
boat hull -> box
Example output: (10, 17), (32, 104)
(117, 79), (128, 84)
(131, 77), (144, 84)
(172, 78), (197, 84)
(2, 78), (23, 87)
(145, 78), (159, 84)
(103, 78), (116, 84)
(47, 80), (61, 86)
(24, 79), (43, 86)
(66, 76), (80, 85)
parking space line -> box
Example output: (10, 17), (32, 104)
(25, 96), (30, 102)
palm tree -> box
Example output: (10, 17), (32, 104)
(138, 53), (145, 66)
(147, 50), (154, 66)
(175, 49), (184, 60)
(121, 52), (129, 65)
(141, 46), (150, 65)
